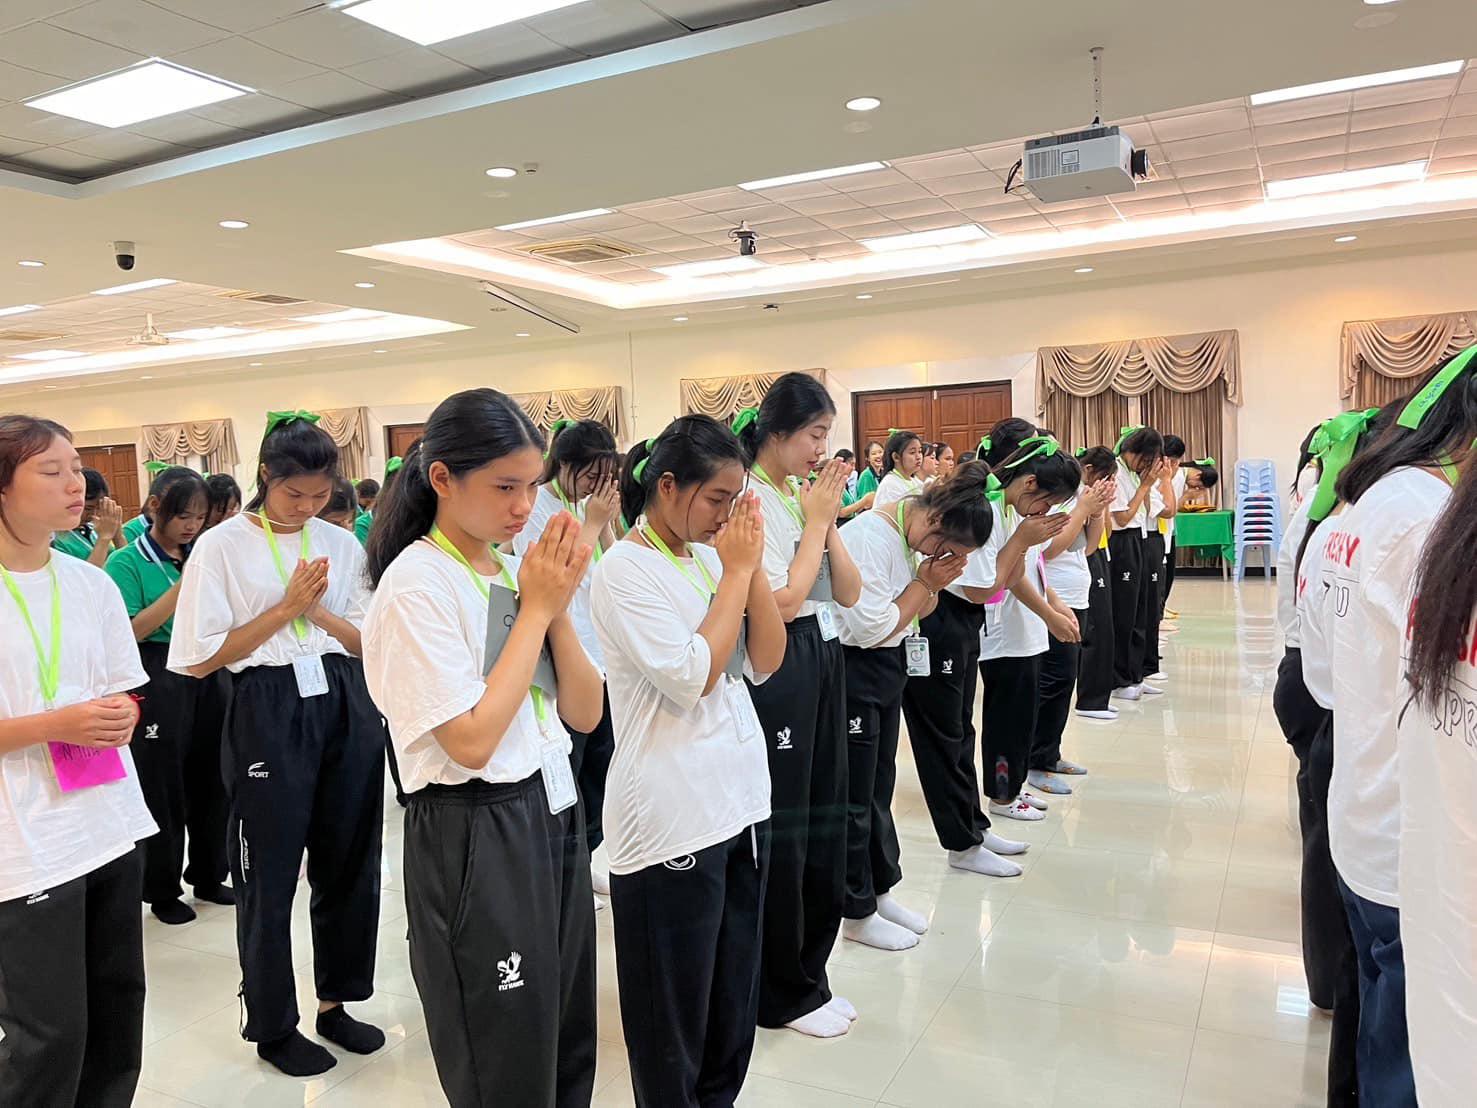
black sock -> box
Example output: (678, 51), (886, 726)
(193, 883), (236, 906)
(150, 899), (196, 926)
(257, 1030), (336, 1077)
(315, 1006), (385, 1055)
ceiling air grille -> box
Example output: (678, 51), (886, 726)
(522, 239), (641, 264)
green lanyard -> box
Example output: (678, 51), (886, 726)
(0, 559), (62, 707)
(890, 503), (922, 633)
(1438, 454), (1461, 485)
(427, 526), (549, 725)
(549, 480), (603, 563)
(751, 464), (805, 528)
(640, 525), (717, 598)
(134, 536), (180, 593)
(258, 512), (312, 642)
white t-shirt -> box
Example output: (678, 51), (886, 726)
(1277, 498), (1314, 648)
(1110, 460), (1148, 535)
(362, 541), (570, 794)
(1151, 468), (1187, 544)
(591, 540), (771, 875)
(837, 510), (914, 649)
(753, 474), (818, 620)
(1326, 466), (1452, 907)
(168, 513), (370, 674)
(0, 555), (156, 903)
(874, 471), (921, 510)
(1398, 605), (1477, 1105)
(1294, 516), (1337, 710)
(1043, 497), (1091, 610)
(513, 484), (604, 671)
(977, 502), (1048, 660)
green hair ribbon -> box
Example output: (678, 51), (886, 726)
(265, 410), (320, 436)
(731, 407), (760, 436)
(143, 460), (171, 474)
(1397, 344), (1477, 430)
(384, 456), (403, 479)
(543, 418), (576, 459)
(632, 437), (658, 482)
(1194, 456), (1216, 467)
(1114, 425), (1145, 455)
(985, 471), (1005, 507)
(1073, 446), (1087, 458)
(998, 434), (1061, 471)
(977, 434), (992, 456)
(1307, 408), (1380, 522)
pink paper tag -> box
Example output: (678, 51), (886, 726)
(47, 743), (127, 793)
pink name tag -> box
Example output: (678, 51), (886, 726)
(47, 743), (127, 793)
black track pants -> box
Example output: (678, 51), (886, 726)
(979, 653), (1042, 803)
(1076, 550), (1115, 710)
(1032, 611), (1085, 771)
(1108, 530), (1146, 688)
(567, 691), (615, 853)
(1142, 532), (1166, 675)
(841, 644), (908, 918)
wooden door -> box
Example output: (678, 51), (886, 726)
(78, 444), (141, 520)
(852, 382), (1012, 460)
(385, 423), (424, 461)
(934, 383), (1013, 459)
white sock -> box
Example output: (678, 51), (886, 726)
(842, 913), (920, 951)
(948, 846), (1023, 878)
(876, 892), (929, 935)
(980, 830), (1029, 855)
(590, 865), (611, 897)
(786, 1004), (850, 1038)
(826, 995), (858, 1021)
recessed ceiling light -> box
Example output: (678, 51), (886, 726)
(515, 331), (531, 337)
(16, 350), (84, 361)
(1265, 160), (1426, 200)
(292, 308), (382, 323)
(1250, 60), (1463, 106)
(163, 326), (252, 341)
(1362, 0), (1402, 5)
(1074, 266), (1095, 274)
(739, 161), (890, 191)
(495, 208), (613, 232)
(18, 259), (44, 268)
(372, 349), (388, 354)
(672, 316), (689, 322)
(218, 219), (249, 230)
(855, 294), (873, 300)
(43, 384), (58, 390)
(355, 281), (376, 288)
(0, 304), (41, 317)
(1334, 234), (1359, 243)
(248, 361), (264, 367)
(25, 59), (250, 129)
(140, 375), (153, 380)
(91, 278), (176, 296)
(653, 256), (765, 279)
(845, 96), (882, 112)
(861, 223), (991, 253)
(340, 0), (584, 45)
(485, 167), (518, 179)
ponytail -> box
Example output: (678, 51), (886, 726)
(913, 458), (994, 547)
(619, 415), (747, 524)
(1407, 455), (1477, 708)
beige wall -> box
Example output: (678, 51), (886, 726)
(13, 243), (1475, 488)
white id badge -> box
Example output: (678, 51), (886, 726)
(724, 615), (748, 682)
(726, 681), (756, 743)
(816, 602), (839, 641)
(540, 741), (578, 815)
(904, 634), (931, 677)
(292, 653), (329, 698)
(798, 542), (834, 603)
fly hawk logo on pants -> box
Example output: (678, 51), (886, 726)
(497, 951), (525, 992)
(247, 762), (269, 779)
(144, 723), (159, 740)
(775, 726), (793, 751)
(663, 855), (697, 872)
(1121, 571), (1132, 582)
(848, 717), (862, 735)
(941, 659), (954, 675)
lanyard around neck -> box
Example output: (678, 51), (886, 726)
(0, 558), (62, 707)
(258, 512), (312, 642)
(888, 504), (923, 632)
(751, 463), (805, 527)
(135, 535), (181, 591)
(641, 525), (717, 598)
(1437, 454), (1462, 485)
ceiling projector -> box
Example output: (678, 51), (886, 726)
(1023, 124), (1151, 203)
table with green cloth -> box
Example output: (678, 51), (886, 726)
(1175, 510), (1236, 572)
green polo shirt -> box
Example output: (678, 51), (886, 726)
(105, 536), (182, 644)
(122, 515), (149, 542)
(354, 509), (373, 547)
(51, 525), (96, 560)
(855, 468), (880, 498)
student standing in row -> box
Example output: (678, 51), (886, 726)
(1156, 436), (1189, 623)
(0, 415), (155, 1108)
(51, 467), (123, 568)
(1141, 442), (1179, 680)
(733, 374), (863, 1039)
(363, 389), (602, 1108)
(592, 416), (786, 1107)
(204, 473), (241, 530)
(935, 442), (956, 479)
(105, 466), (231, 925)
(873, 430), (924, 509)
(838, 448), (875, 522)
(168, 413), (386, 1078)
(318, 476), (360, 531)
(1318, 347), (1477, 1106)
(855, 441), (885, 500)
(1072, 447), (1119, 721)
(837, 468), (990, 949)
(514, 417), (621, 878)
(1108, 427), (1166, 701)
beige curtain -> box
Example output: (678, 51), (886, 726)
(313, 407), (370, 480)
(1037, 330), (1241, 407)
(140, 419), (238, 475)
(680, 369), (825, 421)
(513, 386), (622, 439)
(1041, 390), (1129, 454)
(1340, 311), (1476, 409)
(1141, 384), (1226, 508)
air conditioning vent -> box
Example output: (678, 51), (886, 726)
(0, 330), (66, 343)
(216, 290), (308, 305)
(522, 239), (641, 265)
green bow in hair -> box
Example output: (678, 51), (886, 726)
(985, 471), (1005, 507)
(977, 434), (992, 456)
(1398, 344), (1477, 430)
(632, 437), (658, 482)
(1307, 408), (1380, 522)
(143, 460), (171, 475)
(1073, 446), (1087, 458)
(731, 407), (760, 436)
(384, 456), (403, 479)
(543, 418), (576, 459)
(998, 434), (1061, 470)
(1194, 456), (1216, 467)
(1114, 425), (1144, 455)
(265, 410), (320, 435)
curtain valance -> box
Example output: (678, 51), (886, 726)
(140, 419), (239, 475)
(1340, 311), (1477, 406)
(1036, 330), (1240, 413)
(513, 386), (623, 440)
(680, 370), (825, 420)
(312, 407), (371, 480)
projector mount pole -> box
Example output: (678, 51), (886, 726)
(1090, 46), (1105, 126)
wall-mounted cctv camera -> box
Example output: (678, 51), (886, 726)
(112, 240), (136, 271)
(730, 221), (758, 257)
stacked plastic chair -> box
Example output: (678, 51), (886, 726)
(1232, 458), (1282, 582)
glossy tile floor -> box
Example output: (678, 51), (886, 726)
(135, 579), (1329, 1107)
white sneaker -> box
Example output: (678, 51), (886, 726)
(1112, 685), (1143, 701)
(1027, 769), (1072, 795)
(1021, 790), (1048, 811)
(1139, 682), (1165, 696)
(989, 798), (1045, 822)
(1075, 708), (1117, 721)
(1147, 671), (1168, 682)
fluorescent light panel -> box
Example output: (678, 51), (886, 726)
(26, 60), (250, 128)
(0, 304), (41, 318)
(1265, 160), (1426, 199)
(495, 208), (612, 232)
(740, 161), (889, 191)
(342, 0), (585, 45)
(16, 350), (84, 361)
(1250, 60), (1464, 106)
(861, 224), (991, 252)
(92, 278), (177, 296)
(653, 257), (764, 279)
(163, 326), (252, 341)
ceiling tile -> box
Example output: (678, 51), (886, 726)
(1345, 144), (1434, 171)
(901, 212), (980, 234)
(684, 187), (762, 212)
(877, 198), (955, 219)
(1255, 115), (1348, 146)
(1171, 148), (1260, 177)
(532, 0), (681, 54)
(1350, 76), (1460, 110)
(1127, 178), (1186, 199)
(1453, 92), (1477, 117)
(170, 38), (324, 89)
(752, 216), (823, 236)
(768, 229), (848, 248)
(1264, 154), (1349, 182)
(849, 182), (933, 206)
(1149, 106), (1251, 142)
(0, 1), (96, 35)
(894, 151), (984, 180)
(248, 10), (404, 70)
(0, 60), (65, 101)
(815, 208), (893, 230)
(923, 170), (1002, 197)
(663, 213), (743, 234)
(148, 0), (307, 35)
(1160, 130), (1254, 162)
(845, 220), (906, 240)
(826, 167), (911, 192)
(1177, 167), (1262, 191)
(431, 25), (582, 75)
(968, 143), (1022, 171)
(1442, 114), (1477, 138)
(1347, 121), (1441, 153)
(191, 94), (324, 131)
(108, 111), (236, 148)
(1250, 92), (1351, 127)
(1435, 134), (1477, 158)
(0, 21), (143, 80)
(0, 101), (100, 144)
(1351, 100), (1448, 132)
(1113, 195), (1191, 216)
(984, 214), (1055, 235)
(1042, 203), (1119, 226)
(646, 1), (798, 31)
(342, 47), (483, 96)
(0, 134), (43, 157)
(60, 129), (187, 162)
(623, 198), (705, 220)
(11, 146), (108, 174)
(1184, 184), (1267, 207)
(1259, 135), (1347, 165)
(49, 0), (226, 55)
(746, 180), (846, 202)
(1429, 153), (1477, 175)
(274, 71), (397, 114)
(785, 194), (864, 216)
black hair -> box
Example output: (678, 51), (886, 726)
(147, 466), (208, 526)
(1338, 349), (1477, 506)
(1075, 445), (1116, 482)
(355, 478), (380, 501)
(367, 389), (541, 586)
(912, 459), (994, 547)
(882, 429), (921, 476)
(734, 373), (836, 465)
(321, 476), (359, 520)
(1117, 427), (1165, 469)
(620, 414), (747, 525)
(0, 415), (71, 539)
(205, 473), (241, 518)
(1407, 455), (1477, 709)
(245, 418), (340, 512)
(994, 441), (1083, 499)
(958, 450), (976, 464)
(935, 441), (954, 459)
(982, 418), (1036, 468)
(834, 448), (855, 463)
(1187, 463), (1220, 489)
(921, 442), (937, 459)
(82, 467), (108, 500)
(1162, 435), (1186, 459)
(540, 418), (618, 489)
(1291, 423), (1321, 496)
